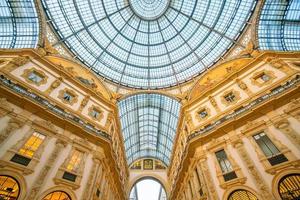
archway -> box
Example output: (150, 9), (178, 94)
(0, 175), (20, 200)
(129, 178), (167, 200)
(42, 191), (71, 200)
(228, 189), (258, 200)
(278, 173), (300, 200)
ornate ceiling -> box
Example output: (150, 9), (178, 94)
(41, 0), (257, 89)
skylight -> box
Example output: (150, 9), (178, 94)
(258, 0), (300, 51)
(42, 0), (257, 89)
(0, 0), (39, 48)
(118, 93), (180, 166)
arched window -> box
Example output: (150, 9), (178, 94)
(228, 189), (258, 200)
(278, 174), (300, 200)
(42, 191), (71, 200)
(0, 175), (20, 200)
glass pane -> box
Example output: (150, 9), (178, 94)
(118, 93), (180, 166)
(258, 0), (300, 51)
(253, 133), (280, 157)
(41, 0), (257, 89)
(0, 0), (39, 48)
(0, 176), (20, 199)
(19, 132), (46, 158)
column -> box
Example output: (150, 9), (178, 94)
(232, 139), (274, 199)
(198, 157), (219, 200)
(273, 118), (300, 148)
(81, 155), (102, 200)
(0, 117), (25, 144)
(25, 138), (67, 200)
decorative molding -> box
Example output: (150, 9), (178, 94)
(21, 67), (48, 86)
(88, 105), (104, 122)
(0, 116), (26, 144)
(25, 138), (66, 200)
(209, 96), (221, 112)
(78, 95), (90, 112)
(1, 56), (30, 73)
(221, 89), (241, 107)
(195, 107), (211, 122)
(45, 77), (62, 95)
(58, 88), (79, 106)
(236, 78), (253, 95)
(0, 98), (13, 117)
(198, 157), (219, 200)
(81, 158), (99, 200)
(250, 69), (276, 87)
(265, 57), (297, 75)
(272, 117), (300, 148)
(244, 125), (299, 175)
(284, 98), (300, 121)
(231, 137), (273, 199)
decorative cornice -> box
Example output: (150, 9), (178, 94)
(0, 75), (111, 140)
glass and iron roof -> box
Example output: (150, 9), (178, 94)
(118, 93), (180, 166)
(258, 0), (300, 51)
(42, 0), (257, 89)
(0, 0), (39, 48)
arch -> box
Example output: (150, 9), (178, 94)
(272, 169), (300, 200)
(0, 175), (20, 199)
(38, 186), (77, 200)
(0, 169), (27, 200)
(128, 174), (169, 198)
(118, 93), (181, 166)
(223, 185), (261, 200)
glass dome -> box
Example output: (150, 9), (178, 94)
(42, 0), (257, 89)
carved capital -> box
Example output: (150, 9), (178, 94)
(0, 117), (25, 144)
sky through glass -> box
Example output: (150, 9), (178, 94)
(42, 0), (257, 89)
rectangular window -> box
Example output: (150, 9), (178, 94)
(91, 109), (100, 119)
(198, 109), (208, 119)
(253, 132), (288, 165)
(253, 132), (280, 157)
(67, 150), (83, 172)
(215, 149), (233, 174)
(28, 71), (44, 83)
(224, 92), (236, 103)
(62, 171), (77, 182)
(260, 73), (270, 82)
(19, 132), (46, 158)
(63, 92), (74, 102)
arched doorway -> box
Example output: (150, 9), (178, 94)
(278, 174), (300, 200)
(129, 178), (167, 200)
(228, 189), (258, 200)
(42, 191), (71, 200)
(0, 175), (20, 200)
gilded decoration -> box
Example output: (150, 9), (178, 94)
(209, 145), (246, 189)
(88, 105), (104, 122)
(221, 89), (241, 106)
(251, 70), (276, 87)
(1, 56), (30, 73)
(241, 122), (299, 174)
(195, 107), (211, 122)
(21, 67), (48, 86)
(45, 77), (63, 95)
(58, 88), (78, 106)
